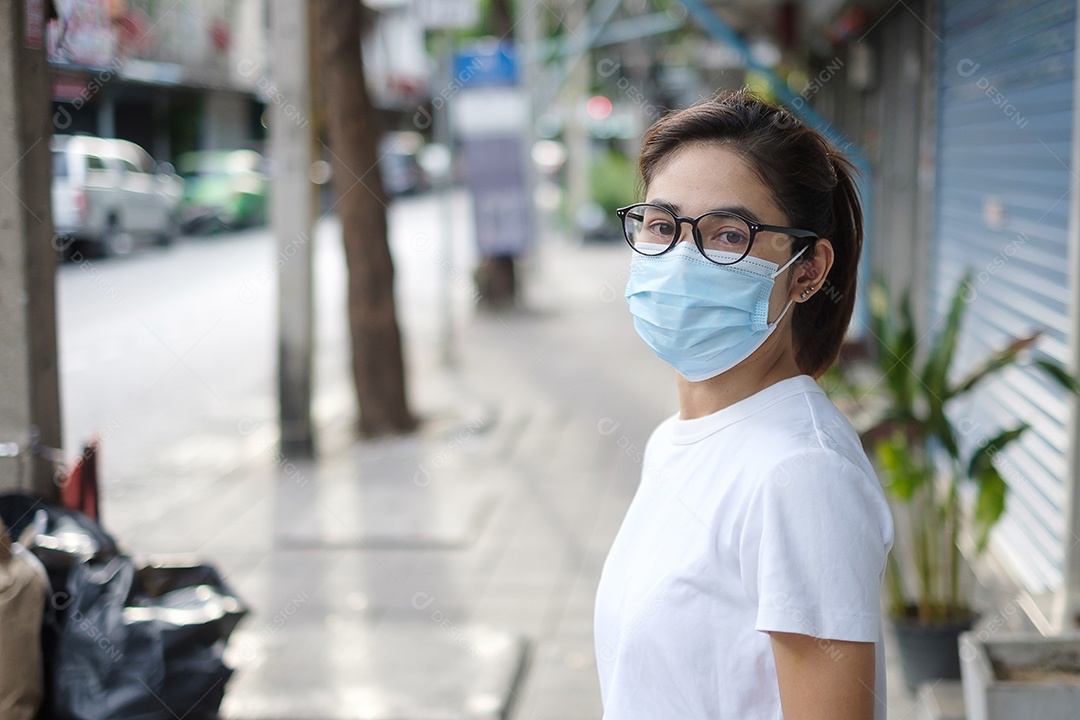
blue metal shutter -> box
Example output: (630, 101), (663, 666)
(935, 0), (1076, 593)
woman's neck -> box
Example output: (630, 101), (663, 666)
(675, 345), (803, 420)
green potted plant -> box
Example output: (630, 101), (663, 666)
(830, 272), (1080, 689)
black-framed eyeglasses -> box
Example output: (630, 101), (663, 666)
(616, 203), (818, 266)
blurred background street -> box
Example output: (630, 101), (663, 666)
(4, 0), (1079, 718)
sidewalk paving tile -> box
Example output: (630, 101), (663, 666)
(222, 621), (528, 720)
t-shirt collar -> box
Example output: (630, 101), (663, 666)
(670, 375), (823, 444)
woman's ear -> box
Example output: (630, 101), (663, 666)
(790, 239), (835, 303)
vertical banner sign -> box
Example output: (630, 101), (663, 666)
(24, 0), (44, 48)
(461, 137), (529, 256)
(452, 42), (531, 258)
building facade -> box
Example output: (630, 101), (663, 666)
(49, 0), (269, 162)
(931, 0), (1079, 628)
(813, 0), (1080, 630)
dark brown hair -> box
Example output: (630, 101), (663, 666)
(638, 88), (863, 378)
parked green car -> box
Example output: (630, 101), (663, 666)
(177, 150), (268, 233)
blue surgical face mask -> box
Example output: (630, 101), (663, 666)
(624, 243), (806, 382)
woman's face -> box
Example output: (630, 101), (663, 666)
(644, 141), (803, 313)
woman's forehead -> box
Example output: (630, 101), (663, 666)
(644, 144), (783, 223)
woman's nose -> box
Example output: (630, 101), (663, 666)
(675, 219), (695, 245)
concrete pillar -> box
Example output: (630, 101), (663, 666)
(201, 89), (250, 150)
(153, 91), (171, 162)
(97, 92), (115, 138)
(563, 0), (591, 239)
(1055, 2), (1080, 634)
(519, 0), (541, 246)
(0, 0), (63, 498)
(268, 0), (315, 457)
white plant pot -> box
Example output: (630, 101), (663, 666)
(959, 631), (1080, 720)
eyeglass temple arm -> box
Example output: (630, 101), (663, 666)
(758, 223), (818, 239)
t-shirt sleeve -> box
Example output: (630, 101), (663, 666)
(739, 448), (892, 643)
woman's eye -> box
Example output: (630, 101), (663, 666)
(647, 221), (675, 237)
(709, 228), (748, 246)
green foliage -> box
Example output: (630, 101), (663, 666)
(875, 432), (927, 500)
(589, 150), (638, 217)
(845, 272), (1079, 624)
(965, 424), (1027, 552)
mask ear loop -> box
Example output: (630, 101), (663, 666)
(766, 245), (810, 326)
(768, 298), (796, 328)
(769, 245), (808, 279)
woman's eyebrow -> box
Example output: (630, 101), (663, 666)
(647, 198), (764, 223)
(647, 198), (681, 214)
(716, 205), (763, 223)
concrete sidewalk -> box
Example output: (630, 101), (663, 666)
(112, 227), (927, 719)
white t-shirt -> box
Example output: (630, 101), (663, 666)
(594, 375), (894, 719)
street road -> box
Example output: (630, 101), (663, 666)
(55, 190), (480, 546)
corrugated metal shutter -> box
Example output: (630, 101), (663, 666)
(934, 0), (1075, 593)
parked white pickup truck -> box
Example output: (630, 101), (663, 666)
(51, 135), (184, 256)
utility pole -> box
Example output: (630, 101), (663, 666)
(0, 0), (63, 499)
(563, 0), (591, 239)
(519, 0), (541, 263)
(269, 0), (316, 457)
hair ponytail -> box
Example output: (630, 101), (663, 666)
(793, 155), (863, 377)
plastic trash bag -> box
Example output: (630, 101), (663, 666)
(0, 495), (248, 719)
(52, 555), (247, 720)
(0, 494), (119, 599)
(0, 494), (118, 560)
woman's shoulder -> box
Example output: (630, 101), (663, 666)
(736, 401), (885, 514)
(745, 378), (864, 457)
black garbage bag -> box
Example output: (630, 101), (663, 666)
(0, 494), (118, 558)
(0, 494), (119, 593)
(52, 556), (247, 720)
(0, 495), (248, 719)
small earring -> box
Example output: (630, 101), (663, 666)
(801, 286), (813, 300)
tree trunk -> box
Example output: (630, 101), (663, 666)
(474, 256), (516, 310)
(316, 0), (417, 436)
(476, 0), (519, 309)
(489, 0), (515, 38)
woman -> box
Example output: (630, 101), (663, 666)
(594, 89), (894, 720)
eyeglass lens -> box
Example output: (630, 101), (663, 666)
(622, 204), (752, 263)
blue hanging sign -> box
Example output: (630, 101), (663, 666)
(453, 41), (518, 88)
